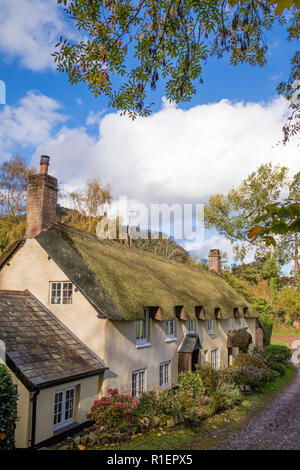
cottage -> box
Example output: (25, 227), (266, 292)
(0, 289), (105, 448)
(0, 156), (261, 447)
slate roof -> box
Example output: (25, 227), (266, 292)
(34, 223), (258, 321)
(178, 334), (201, 353)
(0, 290), (106, 391)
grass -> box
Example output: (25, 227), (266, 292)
(272, 328), (300, 336)
(96, 365), (296, 451)
(271, 337), (290, 347)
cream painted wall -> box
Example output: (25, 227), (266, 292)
(9, 371), (101, 447)
(0, 239), (106, 357)
(35, 375), (101, 445)
(0, 239), (258, 399)
(10, 372), (31, 448)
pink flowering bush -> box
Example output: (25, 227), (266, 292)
(87, 389), (139, 431)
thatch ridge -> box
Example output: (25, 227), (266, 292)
(35, 223), (258, 321)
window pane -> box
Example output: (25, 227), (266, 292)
(51, 283), (61, 304)
(159, 365), (163, 386)
(63, 282), (73, 304)
(132, 372), (137, 397)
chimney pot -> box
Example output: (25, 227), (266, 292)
(208, 249), (221, 275)
(40, 155), (50, 174)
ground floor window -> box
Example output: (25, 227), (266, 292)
(211, 349), (219, 370)
(159, 361), (170, 388)
(54, 387), (75, 431)
(132, 369), (146, 397)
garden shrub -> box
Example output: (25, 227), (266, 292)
(270, 369), (281, 381)
(233, 353), (268, 370)
(195, 364), (219, 395)
(232, 366), (270, 390)
(182, 405), (210, 425)
(269, 362), (287, 376)
(155, 389), (182, 416)
(217, 367), (235, 385)
(217, 382), (242, 407)
(178, 371), (206, 398)
(137, 391), (158, 417)
(261, 345), (291, 365)
(0, 365), (18, 450)
(88, 388), (139, 432)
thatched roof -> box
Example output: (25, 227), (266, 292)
(34, 223), (258, 322)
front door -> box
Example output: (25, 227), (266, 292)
(178, 352), (191, 374)
(192, 348), (200, 371)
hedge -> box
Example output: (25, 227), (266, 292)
(0, 365), (18, 449)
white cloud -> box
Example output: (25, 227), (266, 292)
(1, 91), (298, 260)
(30, 96), (298, 205)
(0, 91), (67, 157)
(186, 235), (256, 266)
(86, 110), (106, 126)
(1, 92), (299, 232)
(0, 0), (74, 71)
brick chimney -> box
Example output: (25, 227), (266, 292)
(208, 249), (221, 275)
(25, 156), (58, 238)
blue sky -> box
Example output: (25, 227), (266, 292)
(0, 0), (298, 269)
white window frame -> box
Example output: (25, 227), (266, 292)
(211, 349), (219, 370)
(136, 308), (150, 346)
(238, 317), (243, 329)
(50, 282), (73, 305)
(228, 318), (233, 330)
(53, 386), (75, 431)
(187, 319), (195, 333)
(164, 318), (176, 341)
(207, 319), (214, 334)
(132, 369), (146, 397)
(159, 361), (170, 389)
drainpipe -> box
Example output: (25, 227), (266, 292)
(30, 390), (40, 449)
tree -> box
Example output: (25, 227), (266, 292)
(69, 178), (112, 232)
(204, 162), (290, 263)
(0, 156), (35, 218)
(248, 171), (300, 284)
(55, 0), (299, 125)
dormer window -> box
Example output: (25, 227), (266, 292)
(187, 319), (195, 333)
(207, 319), (214, 334)
(50, 282), (73, 305)
(136, 308), (149, 346)
(164, 318), (176, 341)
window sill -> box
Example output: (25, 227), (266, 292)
(165, 337), (177, 343)
(54, 421), (77, 435)
(136, 342), (151, 349)
(208, 331), (216, 336)
(160, 384), (170, 390)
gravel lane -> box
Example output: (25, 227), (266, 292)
(213, 366), (300, 450)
